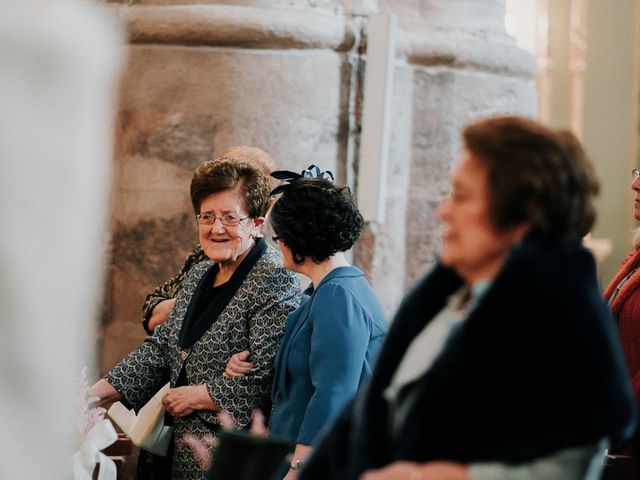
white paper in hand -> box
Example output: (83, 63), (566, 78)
(107, 383), (173, 456)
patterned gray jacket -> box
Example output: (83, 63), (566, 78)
(105, 245), (300, 479)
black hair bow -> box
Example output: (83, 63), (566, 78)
(270, 164), (334, 196)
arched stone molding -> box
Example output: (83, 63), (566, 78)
(107, 0), (338, 9)
(109, 3), (355, 50)
(403, 32), (534, 77)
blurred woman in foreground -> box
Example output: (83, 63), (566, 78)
(300, 116), (637, 480)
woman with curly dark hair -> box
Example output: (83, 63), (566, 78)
(224, 167), (387, 479)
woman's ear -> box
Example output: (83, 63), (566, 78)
(249, 217), (264, 239)
(251, 217), (264, 238)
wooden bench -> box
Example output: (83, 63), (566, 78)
(93, 434), (133, 480)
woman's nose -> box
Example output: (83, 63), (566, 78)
(210, 218), (226, 233)
(631, 177), (640, 192)
(437, 196), (451, 220)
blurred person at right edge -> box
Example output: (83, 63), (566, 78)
(603, 168), (640, 470)
(298, 115), (637, 480)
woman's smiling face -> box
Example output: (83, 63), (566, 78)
(197, 186), (262, 267)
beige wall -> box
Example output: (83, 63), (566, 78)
(584, 0), (640, 284)
(508, 0), (640, 284)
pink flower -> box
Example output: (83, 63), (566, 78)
(182, 409), (269, 470)
(182, 434), (216, 470)
(249, 409), (268, 437)
(74, 367), (107, 448)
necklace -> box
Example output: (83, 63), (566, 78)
(608, 265), (640, 306)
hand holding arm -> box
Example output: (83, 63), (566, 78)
(162, 385), (218, 418)
(359, 441), (603, 480)
(360, 461), (468, 480)
(223, 350), (255, 378)
(147, 298), (176, 332)
(141, 244), (207, 334)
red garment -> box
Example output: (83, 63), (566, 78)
(604, 247), (640, 454)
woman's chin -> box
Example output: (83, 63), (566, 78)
(439, 249), (455, 267)
(204, 248), (232, 263)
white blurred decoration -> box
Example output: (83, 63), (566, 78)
(583, 234), (614, 266)
(0, 0), (121, 478)
(505, 0), (549, 121)
(505, 0), (540, 54)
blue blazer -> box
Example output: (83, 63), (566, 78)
(270, 266), (387, 445)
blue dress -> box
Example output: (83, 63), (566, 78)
(270, 266), (387, 446)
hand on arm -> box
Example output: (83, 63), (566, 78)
(223, 350), (255, 378)
(141, 244), (206, 334)
(147, 298), (176, 332)
(207, 300), (294, 427)
(359, 442), (601, 480)
(162, 385), (218, 418)
(360, 461), (468, 480)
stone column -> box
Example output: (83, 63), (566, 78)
(100, 0), (355, 372)
(352, 0), (536, 315)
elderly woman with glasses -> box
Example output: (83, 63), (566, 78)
(91, 157), (301, 480)
(299, 116), (636, 480)
(140, 146), (277, 335)
(603, 167), (640, 464)
(224, 168), (387, 479)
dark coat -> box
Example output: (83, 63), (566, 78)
(300, 239), (637, 480)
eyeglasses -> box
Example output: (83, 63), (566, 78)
(633, 168), (640, 178)
(196, 212), (249, 226)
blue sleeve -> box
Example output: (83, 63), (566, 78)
(296, 282), (371, 445)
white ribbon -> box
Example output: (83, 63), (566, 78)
(71, 419), (118, 480)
